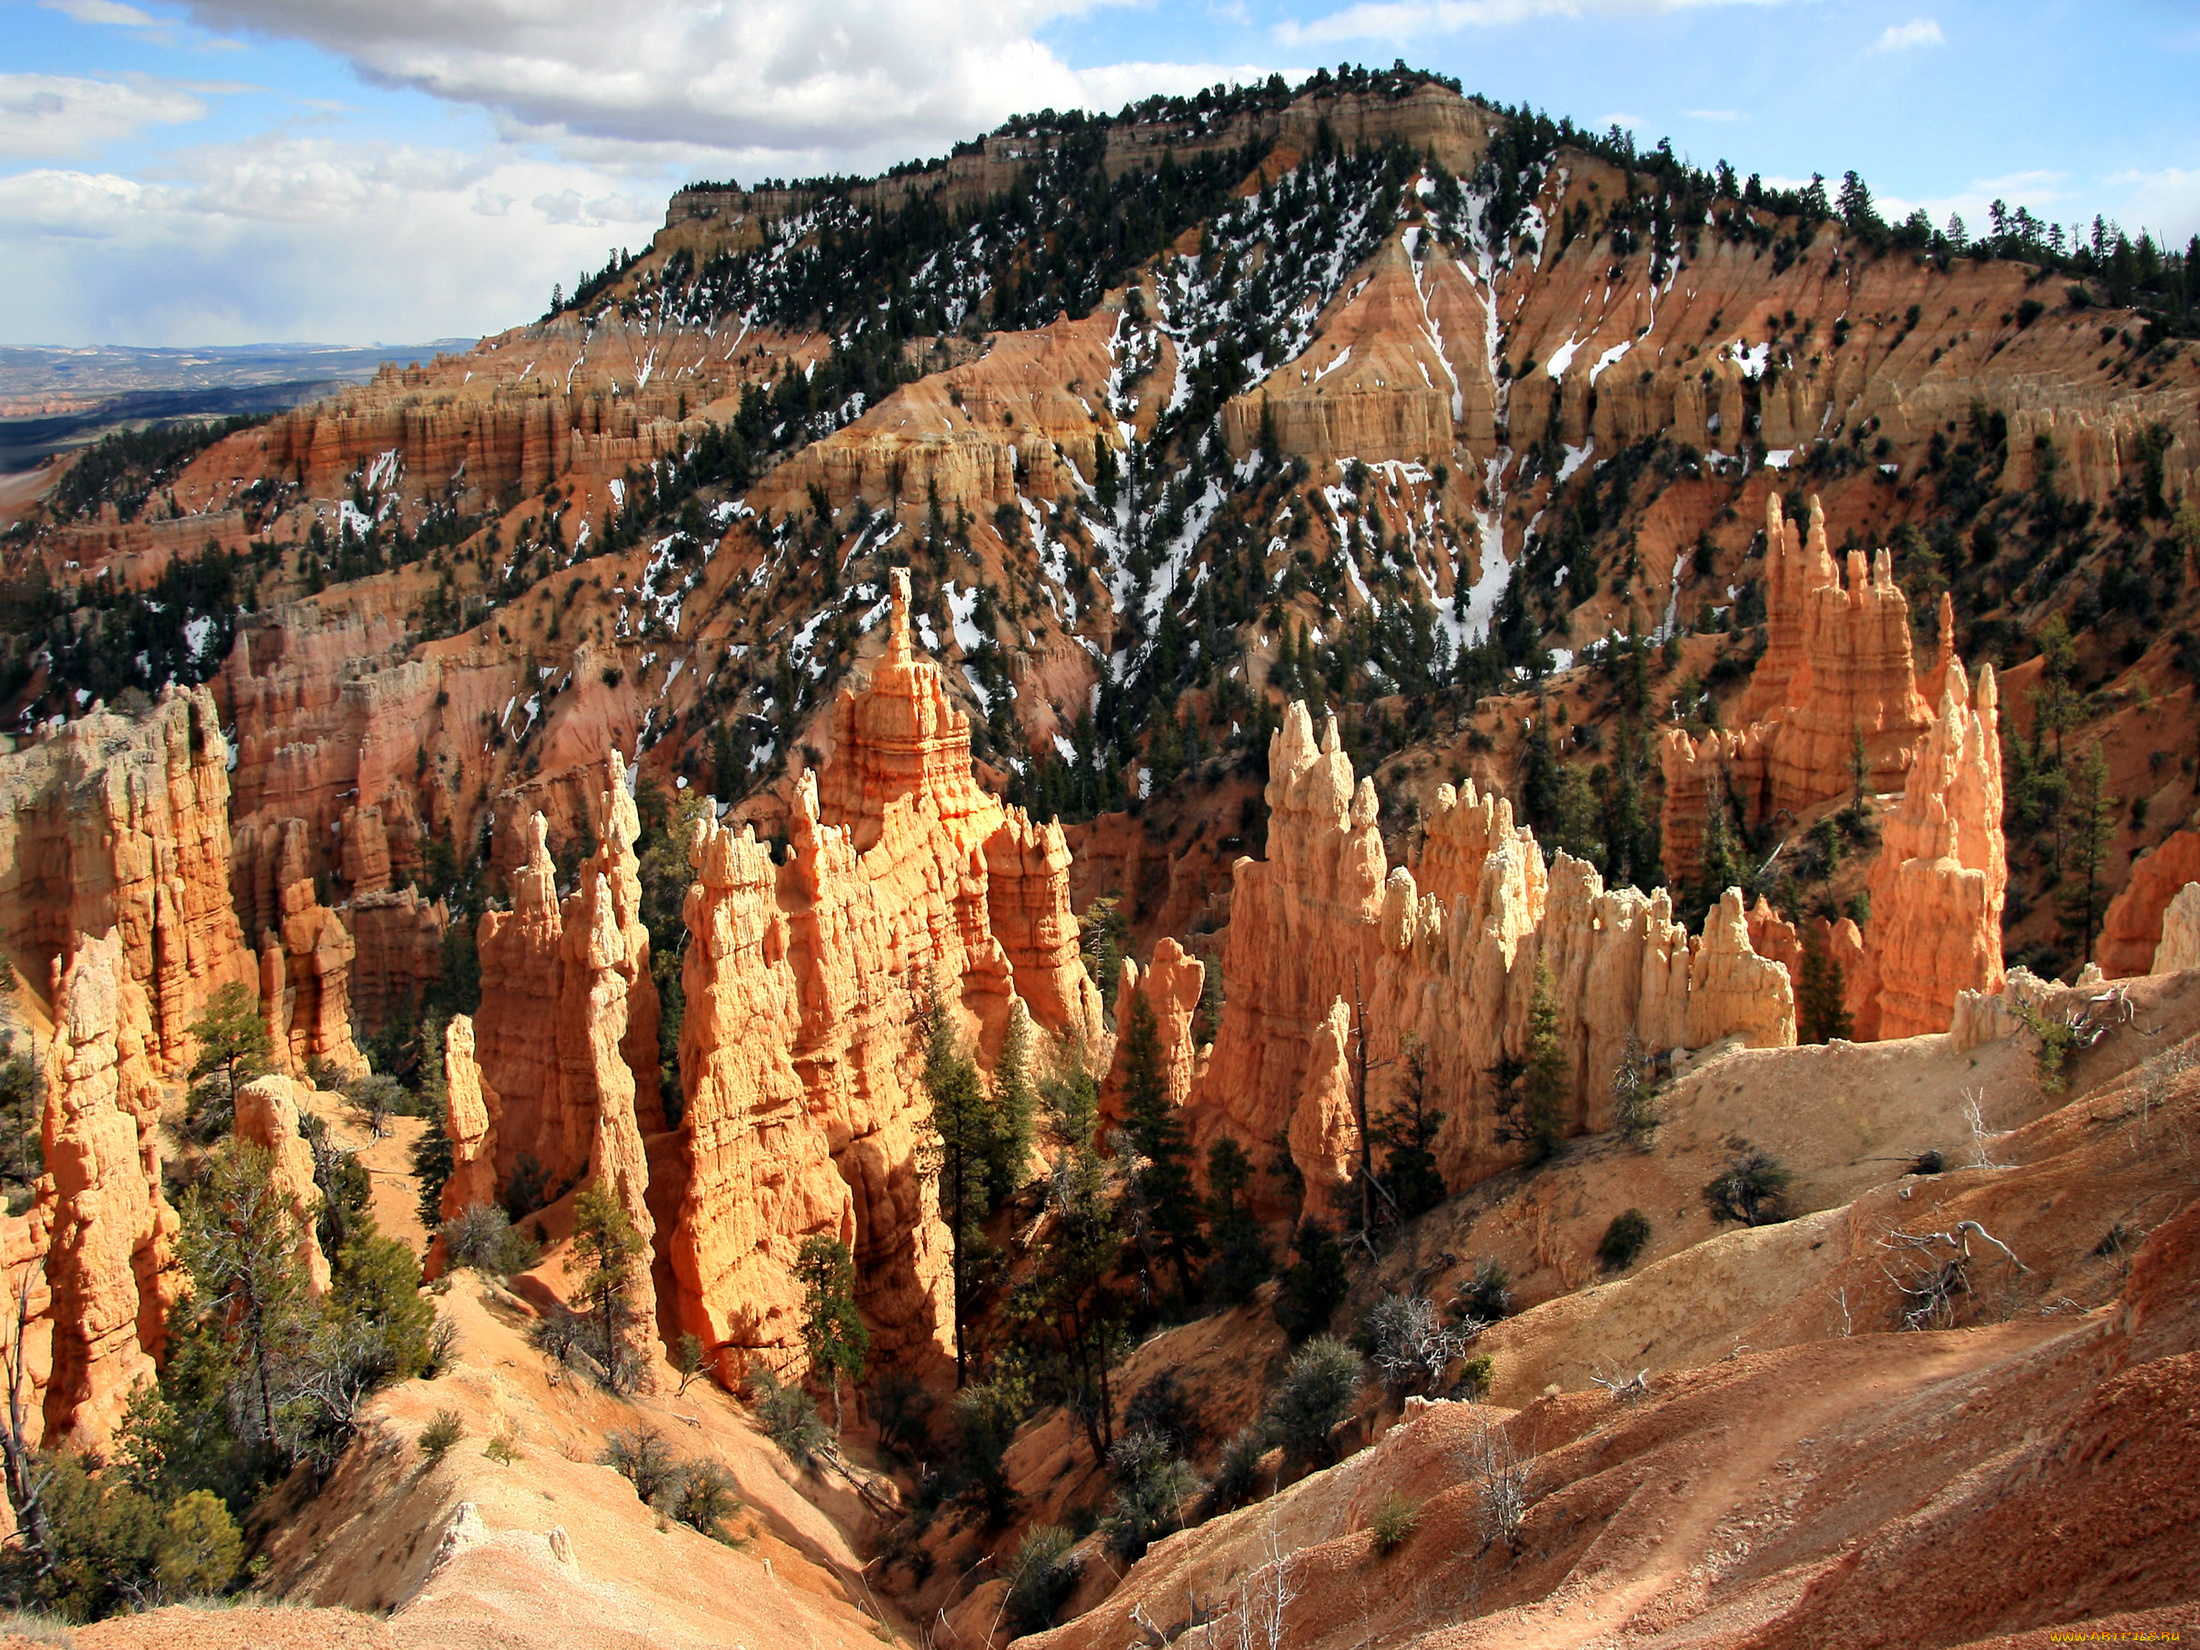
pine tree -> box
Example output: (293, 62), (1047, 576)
(2059, 740), (2120, 967)
(1014, 1143), (1122, 1461)
(175, 1142), (314, 1453)
(1519, 700), (1560, 833)
(921, 986), (992, 1384)
(1373, 1035), (1446, 1219)
(1797, 925), (1854, 1044)
(1201, 1137), (1270, 1307)
(983, 1007), (1038, 1209)
(1503, 964), (1568, 1167)
(793, 1234), (868, 1431)
(1118, 992), (1207, 1305)
(569, 1182), (646, 1390)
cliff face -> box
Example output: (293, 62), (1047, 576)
(2101, 829), (2200, 977)
(1191, 701), (1793, 1217)
(25, 929), (179, 1446)
(666, 572), (1104, 1374)
(1660, 493), (1934, 889)
(0, 686), (253, 1072)
(1859, 661), (2007, 1038)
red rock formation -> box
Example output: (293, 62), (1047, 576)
(0, 685), (253, 1070)
(1194, 702), (1793, 1218)
(2099, 829), (2200, 978)
(438, 1014), (500, 1225)
(562, 868), (657, 1341)
(37, 929), (179, 1445)
(237, 817), (367, 1081)
(474, 814), (567, 1197)
(1859, 663), (2007, 1039)
(344, 888), (444, 1039)
(583, 753), (665, 1136)
(2153, 883), (2200, 975)
(664, 576), (1102, 1375)
(232, 1075), (333, 1296)
(1661, 494), (1935, 888)
(1099, 938), (1205, 1128)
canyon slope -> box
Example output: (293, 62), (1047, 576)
(0, 60), (2196, 1650)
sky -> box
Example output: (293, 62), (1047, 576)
(2, 0), (2195, 348)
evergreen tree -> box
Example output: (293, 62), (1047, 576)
(569, 1182), (646, 1391)
(1272, 1220), (1348, 1341)
(983, 1008), (1039, 1209)
(1518, 700), (1560, 833)
(1797, 925), (1854, 1044)
(2059, 740), (2120, 967)
(1117, 993), (1207, 1305)
(1373, 1035), (1447, 1219)
(1501, 964), (1568, 1167)
(921, 987), (992, 1384)
(793, 1234), (868, 1430)
(1201, 1138), (1270, 1307)
(175, 1142), (314, 1454)
(1013, 1143), (1123, 1461)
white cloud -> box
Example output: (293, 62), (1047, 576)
(1276, 0), (1785, 47)
(0, 132), (678, 343)
(170, 0), (1266, 165)
(0, 73), (208, 158)
(1871, 17), (1943, 51)
(39, 0), (161, 26)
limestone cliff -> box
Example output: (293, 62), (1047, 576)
(232, 1075), (334, 1296)
(2154, 883), (2200, 975)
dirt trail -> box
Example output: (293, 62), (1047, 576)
(1455, 1323), (2066, 1650)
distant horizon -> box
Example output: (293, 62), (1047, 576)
(6, 0), (2195, 348)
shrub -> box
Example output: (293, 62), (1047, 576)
(1453, 1257), (1513, 1324)
(484, 1434), (519, 1465)
(1272, 1221), (1349, 1341)
(601, 1425), (682, 1504)
(1099, 1429), (1199, 1561)
(750, 1370), (832, 1469)
(1204, 1426), (1267, 1514)
(1002, 1524), (1083, 1635)
(1368, 1491), (1420, 1556)
(666, 1459), (745, 1544)
(418, 1408), (464, 1464)
(1702, 1149), (1792, 1226)
(1262, 1336), (1363, 1464)
(1597, 1209), (1652, 1271)
(1363, 1294), (1467, 1393)
(1458, 1354), (1495, 1399)
(441, 1204), (539, 1275)
(155, 1491), (242, 1598)
(1123, 1370), (1201, 1454)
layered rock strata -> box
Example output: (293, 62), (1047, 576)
(236, 816), (367, 1081)
(0, 686), (253, 1069)
(1193, 702), (1793, 1217)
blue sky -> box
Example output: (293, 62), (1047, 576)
(2, 0), (2194, 347)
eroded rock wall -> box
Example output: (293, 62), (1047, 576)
(0, 686), (253, 1071)
(1193, 702), (1794, 1219)
(666, 573), (1102, 1375)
